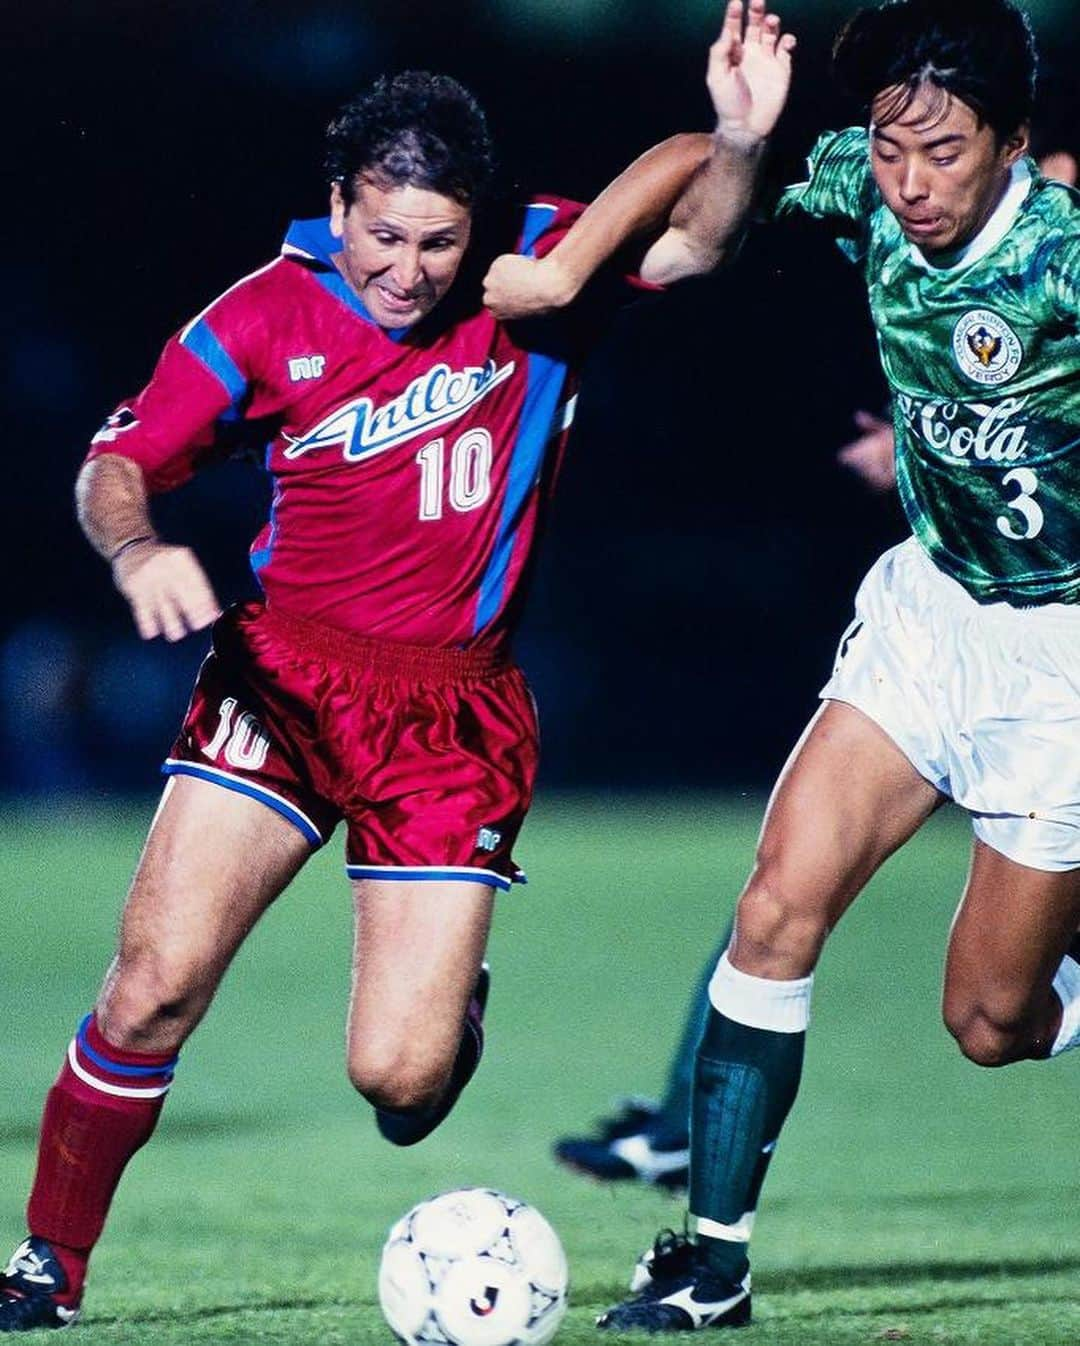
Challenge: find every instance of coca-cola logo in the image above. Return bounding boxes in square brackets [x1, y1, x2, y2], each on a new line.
[899, 394, 1031, 463]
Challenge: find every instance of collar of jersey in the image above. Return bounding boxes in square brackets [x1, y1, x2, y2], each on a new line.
[905, 158, 1033, 277]
[281, 216, 412, 342]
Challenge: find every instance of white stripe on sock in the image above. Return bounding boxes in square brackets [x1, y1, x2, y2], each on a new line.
[695, 1212, 755, 1242]
[67, 1040, 172, 1100]
[708, 952, 813, 1032]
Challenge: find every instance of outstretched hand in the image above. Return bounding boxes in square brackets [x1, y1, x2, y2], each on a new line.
[707, 0, 796, 141]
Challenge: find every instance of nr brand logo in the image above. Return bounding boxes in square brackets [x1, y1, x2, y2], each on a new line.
[288, 355, 326, 382]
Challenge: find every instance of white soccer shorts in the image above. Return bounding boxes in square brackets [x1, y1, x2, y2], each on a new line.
[821, 536, 1080, 871]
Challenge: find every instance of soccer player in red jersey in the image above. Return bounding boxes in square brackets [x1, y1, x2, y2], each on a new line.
[0, 71, 738, 1329]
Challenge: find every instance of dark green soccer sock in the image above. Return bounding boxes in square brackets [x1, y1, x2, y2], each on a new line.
[654, 927, 732, 1142]
[689, 955, 811, 1283]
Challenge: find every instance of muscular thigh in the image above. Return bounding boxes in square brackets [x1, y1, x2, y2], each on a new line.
[100, 775, 311, 1045]
[732, 700, 943, 976]
[348, 879, 493, 1074]
[945, 839, 1080, 1024]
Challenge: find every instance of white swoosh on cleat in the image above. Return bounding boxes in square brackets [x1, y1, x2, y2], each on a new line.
[610, 1135, 690, 1179]
[660, 1276, 751, 1328]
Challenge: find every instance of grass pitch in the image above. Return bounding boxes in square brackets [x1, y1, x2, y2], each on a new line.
[2, 794, 1078, 1344]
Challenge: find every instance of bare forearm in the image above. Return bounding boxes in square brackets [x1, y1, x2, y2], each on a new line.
[75, 453, 157, 561]
[641, 0, 796, 284]
[483, 134, 713, 319]
[640, 128, 765, 284]
[75, 453, 221, 640]
[552, 133, 713, 299]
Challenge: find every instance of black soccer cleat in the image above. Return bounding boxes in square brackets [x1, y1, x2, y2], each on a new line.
[597, 1231, 750, 1332]
[554, 1098, 690, 1190]
[377, 964, 490, 1147]
[0, 1237, 80, 1332]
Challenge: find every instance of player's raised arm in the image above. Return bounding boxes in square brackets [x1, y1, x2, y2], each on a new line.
[76, 453, 222, 643]
[640, 0, 795, 284]
[482, 132, 713, 320]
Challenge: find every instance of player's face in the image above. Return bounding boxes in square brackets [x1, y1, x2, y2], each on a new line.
[330, 178, 472, 329]
[869, 83, 1028, 258]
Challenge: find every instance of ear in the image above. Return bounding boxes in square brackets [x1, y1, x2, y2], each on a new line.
[1002, 123, 1030, 168]
[329, 182, 346, 238]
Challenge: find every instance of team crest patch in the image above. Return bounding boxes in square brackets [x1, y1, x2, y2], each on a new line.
[952, 309, 1023, 386]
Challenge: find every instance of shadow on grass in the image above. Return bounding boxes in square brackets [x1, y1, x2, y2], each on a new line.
[87, 1297, 362, 1328]
[580, 1253, 1080, 1315]
[82, 1259, 1080, 1332]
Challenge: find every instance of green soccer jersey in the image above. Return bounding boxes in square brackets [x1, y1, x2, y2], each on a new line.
[776, 127, 1080, 605]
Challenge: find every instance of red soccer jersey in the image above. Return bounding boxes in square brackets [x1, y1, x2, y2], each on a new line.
[86, 198, 635, 650]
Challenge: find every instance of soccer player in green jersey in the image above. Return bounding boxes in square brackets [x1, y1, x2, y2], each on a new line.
[590, 0, 1080, 1330]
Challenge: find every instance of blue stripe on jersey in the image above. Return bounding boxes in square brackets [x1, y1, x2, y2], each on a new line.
[346, 865, 513, 891]
[284, 216, 411, 342]
[473, 349, 567, 635]
[308, 268, 411, 342]
[76, 1015, 179, 1077]
[160, 761, 323, 846]
[472, 201, 567, 635]
[180, 319, 248, 407]
[250, 446, 279, 581]
[518, 202, 558, 257]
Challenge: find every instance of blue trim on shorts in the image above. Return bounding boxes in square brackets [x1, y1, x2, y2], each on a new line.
[346, 864, 513, 891]
[161, 760, 323, 846]
[76, 1015, 178, 1077]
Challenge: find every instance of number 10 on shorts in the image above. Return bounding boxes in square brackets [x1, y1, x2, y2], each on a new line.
[203, 697, 271, 769]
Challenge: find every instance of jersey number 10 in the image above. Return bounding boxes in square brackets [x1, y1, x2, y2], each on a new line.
[416, 430, 493, 520]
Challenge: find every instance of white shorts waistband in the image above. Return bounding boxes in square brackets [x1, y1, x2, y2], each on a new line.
[901, 538, 1080, 633]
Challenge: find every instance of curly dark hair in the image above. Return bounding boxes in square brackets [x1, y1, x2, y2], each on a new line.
[833, 0, 1037, 142]
[325, 71, 495, 208]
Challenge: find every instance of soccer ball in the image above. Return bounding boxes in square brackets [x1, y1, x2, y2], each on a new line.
[378, 1187, 569, 1346]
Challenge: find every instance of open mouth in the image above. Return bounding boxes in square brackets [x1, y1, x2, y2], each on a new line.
[901, 215, 946, 238]
[374, 286, 419, 312]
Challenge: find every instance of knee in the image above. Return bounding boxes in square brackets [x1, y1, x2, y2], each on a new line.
[346, 1041, 448, 1113]
[735, 860, 829, 974]
[98, 948, 208, 1051]
[942, 993, 1031, 1068]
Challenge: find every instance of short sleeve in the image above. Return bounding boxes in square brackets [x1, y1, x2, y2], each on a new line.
[774, 127, 878, 264]
[83, 272, 266, 493]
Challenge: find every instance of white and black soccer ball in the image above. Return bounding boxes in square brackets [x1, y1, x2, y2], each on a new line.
[378, 1187, 569, 1346]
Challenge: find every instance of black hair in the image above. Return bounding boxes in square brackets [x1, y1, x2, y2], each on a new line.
[325, 71, 495, 208]
[832, 0, 1037, 141]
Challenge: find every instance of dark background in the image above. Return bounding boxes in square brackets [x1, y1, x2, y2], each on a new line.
[3, 0, 1075, 794]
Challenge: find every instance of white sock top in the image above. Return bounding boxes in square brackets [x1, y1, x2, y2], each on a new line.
[709, 951, 814, 1033]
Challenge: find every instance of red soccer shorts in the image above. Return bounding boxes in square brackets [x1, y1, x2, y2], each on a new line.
[164, 603, 538, 889]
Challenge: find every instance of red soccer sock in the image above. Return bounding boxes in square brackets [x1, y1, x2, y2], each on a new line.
[25, 1014, 178, 1303]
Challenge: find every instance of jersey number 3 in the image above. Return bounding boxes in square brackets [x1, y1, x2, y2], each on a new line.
[996, 467, 1044, 541]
